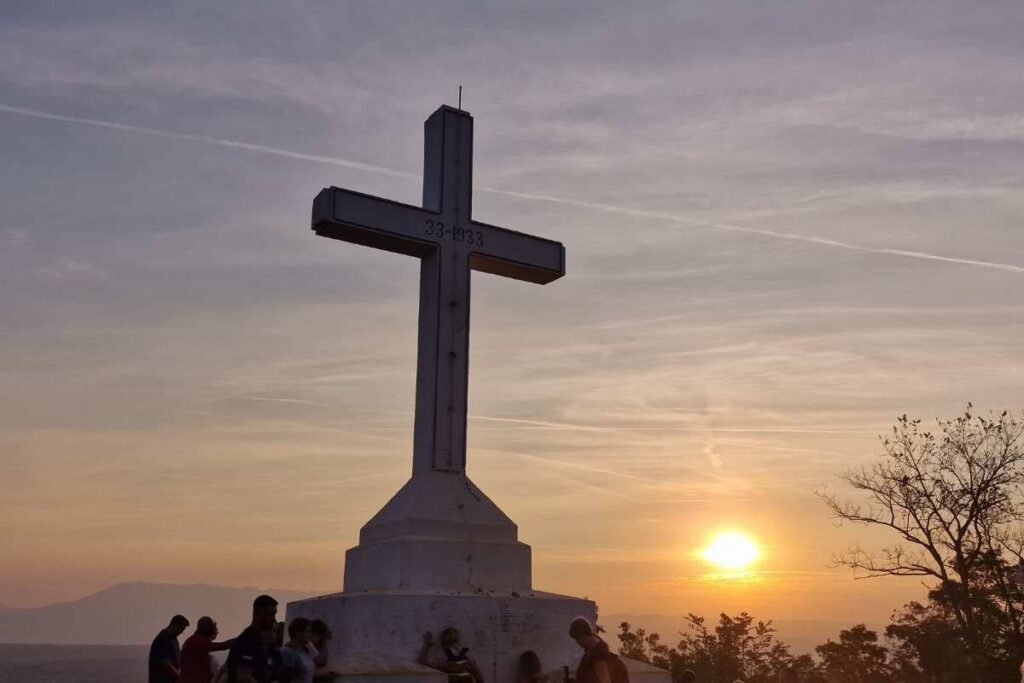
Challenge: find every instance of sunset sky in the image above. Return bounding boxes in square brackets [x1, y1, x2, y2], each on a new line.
[1, 1, 1022, 637]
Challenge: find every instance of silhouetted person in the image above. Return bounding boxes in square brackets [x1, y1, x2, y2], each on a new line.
[180, 616, 234, 683]
[224, 594, 278, 683]
[517, 650, 550, 683]
[678, 670, 696, 683]
[310, 619, 332, 679]
[567, 617, 611, 683]
[150, 614, 190, 683]
[418, 631, 437, 666]
[278, 617, 320, 683]
[265, 623, 285, 682]
[273, 621, 285, 648]
[422, 627, 485, 683]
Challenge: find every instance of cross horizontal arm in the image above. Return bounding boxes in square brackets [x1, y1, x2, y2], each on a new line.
[312, 187, 437, 257]
[469, 219, 565, 285]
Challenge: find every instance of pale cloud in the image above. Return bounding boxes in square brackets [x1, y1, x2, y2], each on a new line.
[36, 256, 106, 280]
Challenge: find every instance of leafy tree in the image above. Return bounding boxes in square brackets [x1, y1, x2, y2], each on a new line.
[814, 624, 890, 683]
[616, 622, 674, 672]
[785, 653, 825, 683]
[821, 407, 1024, 673]
[886, 599, 974, 682]
[886, 593, 1023, 683]
[618, 613, 796, 683]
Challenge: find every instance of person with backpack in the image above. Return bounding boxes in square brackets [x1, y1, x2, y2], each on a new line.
[567, 617, 629, 683]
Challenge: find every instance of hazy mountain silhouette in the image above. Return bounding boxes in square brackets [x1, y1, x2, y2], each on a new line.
[0, 585, 867, 651]
[0, 582, 320, 644]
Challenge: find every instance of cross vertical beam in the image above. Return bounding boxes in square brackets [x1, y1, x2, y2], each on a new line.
[414, 108, 473, 474]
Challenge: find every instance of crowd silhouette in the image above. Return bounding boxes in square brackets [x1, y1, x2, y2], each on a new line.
[148, 599, 625, 683]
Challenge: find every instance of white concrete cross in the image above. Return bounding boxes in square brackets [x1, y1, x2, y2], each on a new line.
[312, 106, 565, 475]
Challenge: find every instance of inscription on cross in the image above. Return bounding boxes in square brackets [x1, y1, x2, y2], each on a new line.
[312, 106, 565, 475]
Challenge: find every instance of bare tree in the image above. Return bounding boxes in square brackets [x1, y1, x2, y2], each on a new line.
[821, 406, 1024, 661]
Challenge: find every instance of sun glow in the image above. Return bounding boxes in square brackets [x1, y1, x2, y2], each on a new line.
[701, 531, 760, 570]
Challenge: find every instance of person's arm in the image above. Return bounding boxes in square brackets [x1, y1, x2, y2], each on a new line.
[592, 662, 611, 683]
[154, 637, 180, 681]
[207, 638, 235, 653]
[306, 641, 327, 668]
[160, 658, 181, 680]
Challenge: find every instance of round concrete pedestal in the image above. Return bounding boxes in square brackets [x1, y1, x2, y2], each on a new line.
[287, 589, 595, 683]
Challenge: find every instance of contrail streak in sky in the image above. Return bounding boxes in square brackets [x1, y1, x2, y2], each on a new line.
[471, 414, 866, 434]
[479, 187, 1024, 274]
[238, 395, 321, 405]
[3, 102, 1021, 274]
[0, 103, 418, 180]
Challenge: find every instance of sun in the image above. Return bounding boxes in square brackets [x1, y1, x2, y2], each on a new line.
[701, 531, 760, 570]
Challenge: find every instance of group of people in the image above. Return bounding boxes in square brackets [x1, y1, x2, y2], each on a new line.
[148, 594, 331, 683]
[149, 596, 628, 683]
[412, 615, 630, 683]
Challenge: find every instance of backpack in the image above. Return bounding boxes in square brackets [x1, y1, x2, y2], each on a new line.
[608, 653, 630, 683]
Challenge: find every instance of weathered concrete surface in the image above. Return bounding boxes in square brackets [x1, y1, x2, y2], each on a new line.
[345, 472, 532, 594]
[287, 589, 595, 683]
[323, 651, 447, 683]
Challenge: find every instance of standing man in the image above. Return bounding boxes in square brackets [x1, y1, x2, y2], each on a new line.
[180, 616, 234, 683]
[149, 614, 190, 683]
[224, 594, 278, 683]
[568, 617, 613, 683]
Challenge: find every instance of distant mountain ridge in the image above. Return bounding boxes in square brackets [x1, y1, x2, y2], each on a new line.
[0, 582, 321, 645]
[0, 583, 864, 650]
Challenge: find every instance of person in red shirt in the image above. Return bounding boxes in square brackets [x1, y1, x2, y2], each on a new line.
[568, 618, 612, 683]
[180, 616, 234, 683]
